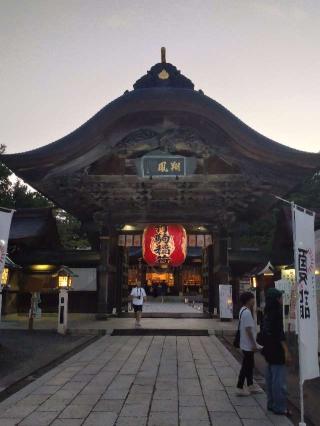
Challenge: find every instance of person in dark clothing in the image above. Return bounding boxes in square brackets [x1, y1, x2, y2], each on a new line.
[160, 281, 167, 303]
[261, 288, 291, 416]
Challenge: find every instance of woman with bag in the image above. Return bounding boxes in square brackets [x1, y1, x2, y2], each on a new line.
[236, 291, 263, 396]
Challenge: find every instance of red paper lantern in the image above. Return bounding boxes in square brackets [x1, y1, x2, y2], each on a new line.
[142, 224, 187, 267]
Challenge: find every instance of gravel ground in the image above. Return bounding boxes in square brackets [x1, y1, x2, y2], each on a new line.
[0, 330, 99, 399]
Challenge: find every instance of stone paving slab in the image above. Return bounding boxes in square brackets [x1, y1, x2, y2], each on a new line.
[0, 314, 237, 335]
[0, 334, 293, 426]
[143, 302, 203, 314]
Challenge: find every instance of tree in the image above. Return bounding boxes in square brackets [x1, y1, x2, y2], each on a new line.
[0, 145, 51, 209]
[0, 145, 90, 249]
[239, 171, 320, 253]
[0, 144, 13, 207]
[10, 180, 52, 209]
[287, 172, 320, 210]
[55, 210, 91, 249]
[238, 209, 278, 253]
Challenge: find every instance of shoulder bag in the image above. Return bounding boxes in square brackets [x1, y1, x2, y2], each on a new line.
[233, 307, 247, 348]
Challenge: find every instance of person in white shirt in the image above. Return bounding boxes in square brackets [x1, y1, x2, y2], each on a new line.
[130, 281, 146, 327]
[236, 291, 263, 396]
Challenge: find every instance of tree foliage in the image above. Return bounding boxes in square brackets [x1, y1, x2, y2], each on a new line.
[239, 172, 320, 253]
[238, 210, 279, 253]
[0, 144, 50, 209]
[287, 172, 320, 210]
[55, 210, 91, 249]
[0, 145, 90, 249]
[0, 144, 15, 207]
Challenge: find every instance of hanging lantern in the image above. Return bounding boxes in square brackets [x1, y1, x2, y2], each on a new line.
[142, 224, 187, 267]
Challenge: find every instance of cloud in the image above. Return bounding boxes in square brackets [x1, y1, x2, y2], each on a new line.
[252, 0, 309, 22]
[105, 13, 130, 29]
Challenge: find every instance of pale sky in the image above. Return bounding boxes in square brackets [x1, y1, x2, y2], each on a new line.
[1, 0, 319, 154]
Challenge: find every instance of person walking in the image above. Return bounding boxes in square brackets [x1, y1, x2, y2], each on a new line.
[236, 291, 263, 396]
[261, 288, 291, 416]
[161, 281, 167, 303]
[130, 281, 146, 327]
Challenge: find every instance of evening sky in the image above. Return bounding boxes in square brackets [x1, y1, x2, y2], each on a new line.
[1, 0, 319, 154]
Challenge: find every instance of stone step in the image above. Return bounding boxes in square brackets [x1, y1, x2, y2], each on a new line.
[119, 312, 210, 318]
[111, 328, 209, 336]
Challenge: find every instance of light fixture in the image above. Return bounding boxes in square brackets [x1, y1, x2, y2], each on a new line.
[160, 264, 169, 269]
[1, 267, 9, 286]
[315, 270, 320, 276]
[122, 224, 135, 231]
[252, 276, 257, 288]
[30, 264, 56, 272]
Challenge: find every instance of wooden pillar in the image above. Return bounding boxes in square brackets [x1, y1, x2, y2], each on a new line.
[176, 267, 183, 296]
[140, 260, 147, 287]
[97, 236, 108, 317]
[213, 238, 230, 315]
[115, 246, 129, 314]
[202, 242, 214, 315]
[97, 234, 118, 317]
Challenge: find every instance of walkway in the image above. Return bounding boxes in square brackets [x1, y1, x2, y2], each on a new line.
[0, 315, 236, 333]
[143, 301, 203, 314]
[0, 335, 292, 426]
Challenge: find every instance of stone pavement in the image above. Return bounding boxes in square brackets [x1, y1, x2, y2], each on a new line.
[0, 334, 293, 426]
[0, 314, 236, 334]
[143, 301, 203, 314]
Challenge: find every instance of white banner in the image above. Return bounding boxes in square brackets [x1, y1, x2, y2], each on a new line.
[219, 284, 233, 319]
[0, 209, 14, 275]
[292, 205, 320, 382]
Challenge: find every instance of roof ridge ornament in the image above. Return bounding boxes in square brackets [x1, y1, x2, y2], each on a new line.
[158, 69, 169, 80]
[161, 46, 166, 63]
[133, 48, 194, 90]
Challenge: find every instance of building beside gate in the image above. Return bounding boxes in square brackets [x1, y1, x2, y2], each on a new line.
[2, 49, 320, 317]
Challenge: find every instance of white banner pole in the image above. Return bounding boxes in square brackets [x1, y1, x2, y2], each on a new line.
[292, 202, 306, 426]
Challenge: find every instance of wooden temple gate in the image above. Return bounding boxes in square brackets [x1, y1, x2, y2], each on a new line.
[97, 229, 223, 316]
[2, 49, 320, 317]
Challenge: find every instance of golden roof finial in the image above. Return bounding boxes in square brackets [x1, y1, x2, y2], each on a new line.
[161, 47, 166, 63]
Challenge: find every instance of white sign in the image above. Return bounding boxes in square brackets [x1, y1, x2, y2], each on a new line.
[281, 268, 295, 287]
[275, 279, 292, 332]
[219, 284, 233, 319]
[239, 277, 251, 295]
[0, 209, 14, 275]
[70, 268, 97, 291]
[293, 205, 319, 382]
[275, 279, 291, 305]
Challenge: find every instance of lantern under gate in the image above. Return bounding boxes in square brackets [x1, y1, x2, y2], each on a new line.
[142, 224, 187, 267]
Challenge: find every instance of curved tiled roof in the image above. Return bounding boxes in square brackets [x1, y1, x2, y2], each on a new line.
[1, 60, 319, 184]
